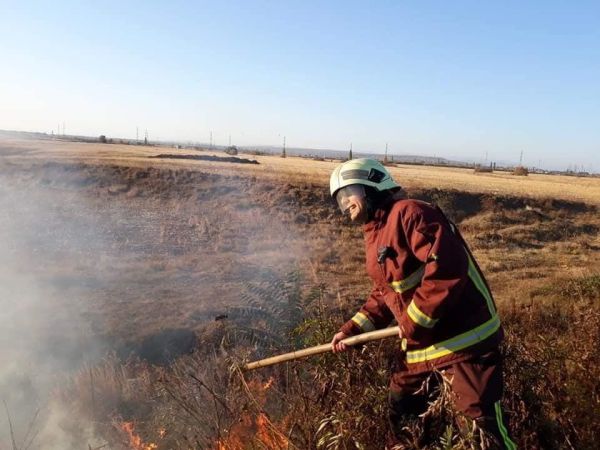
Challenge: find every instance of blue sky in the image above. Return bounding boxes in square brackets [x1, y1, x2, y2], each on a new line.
[1, 1, 598, 170]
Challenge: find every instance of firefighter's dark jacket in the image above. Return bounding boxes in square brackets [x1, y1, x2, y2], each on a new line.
[339, 198, 503, 374]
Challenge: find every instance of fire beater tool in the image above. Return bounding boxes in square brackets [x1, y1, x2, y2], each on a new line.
[244, 326, 401, 371]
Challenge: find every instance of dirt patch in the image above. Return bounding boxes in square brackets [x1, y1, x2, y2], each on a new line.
[150, 153, 259, 164]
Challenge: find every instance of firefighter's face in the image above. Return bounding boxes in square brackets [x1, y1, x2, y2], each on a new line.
[336, 185, 368, 223]
[346, 195, 368, 223]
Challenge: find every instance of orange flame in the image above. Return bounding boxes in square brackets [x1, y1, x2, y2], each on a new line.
[119, 421, 159, 450]
[214, 413, 288, 450]
[256, 412, 289, 448]
[214, 376, 288, 450]
[263, 377, 274, 390]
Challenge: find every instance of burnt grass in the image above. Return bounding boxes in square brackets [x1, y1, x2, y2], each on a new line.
[1, 160, 598, 448]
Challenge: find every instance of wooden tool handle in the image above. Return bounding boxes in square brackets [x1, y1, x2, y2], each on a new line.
[243, 326, 400, 370]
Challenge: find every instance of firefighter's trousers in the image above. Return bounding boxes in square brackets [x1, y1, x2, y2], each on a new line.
[388, 350, 516, 449]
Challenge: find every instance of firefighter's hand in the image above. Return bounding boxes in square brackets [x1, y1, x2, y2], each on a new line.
[398, 325, 408, 352]
[331, 331, 349, 353]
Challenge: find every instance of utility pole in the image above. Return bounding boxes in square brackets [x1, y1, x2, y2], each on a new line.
[519, 150, 524, 166]
[281, 136, 286, 158]
[384, 142, 388, 164]
[136, 127, 139, 143]
[228, 134, 231, 146]
[144, 129, 148, 145]
[349, 142, 353, 160]
[210, 131, 213, 149]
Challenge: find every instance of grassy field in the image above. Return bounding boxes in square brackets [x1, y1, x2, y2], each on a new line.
[3, 137, 600, 205]
[0, 137, 598, 449]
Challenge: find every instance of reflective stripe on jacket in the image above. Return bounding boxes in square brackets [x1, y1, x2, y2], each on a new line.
[340, 198, 503, 373]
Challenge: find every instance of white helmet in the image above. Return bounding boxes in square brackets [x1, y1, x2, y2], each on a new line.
[330, 158, 400, 197]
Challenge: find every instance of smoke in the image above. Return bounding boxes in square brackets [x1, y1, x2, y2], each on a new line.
[0, 155, 315, 447]
[0, 167, 112, 448]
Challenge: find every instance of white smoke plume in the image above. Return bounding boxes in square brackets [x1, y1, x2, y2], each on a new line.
[0, 166, 110, 448]
[0, 149, 315, 448]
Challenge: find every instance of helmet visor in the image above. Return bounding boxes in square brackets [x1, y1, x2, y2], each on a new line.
[335, 184, 366, 214]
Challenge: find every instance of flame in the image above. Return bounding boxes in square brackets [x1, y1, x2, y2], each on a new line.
[214, 376, 288, 449]
[119, 421, 160, 450]
[256, 412, 289, 448]
[263, 377, 274, 390]
[214, 413, 288, 450]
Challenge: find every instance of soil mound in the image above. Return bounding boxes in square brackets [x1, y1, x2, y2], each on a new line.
[150, 154, 259, 164]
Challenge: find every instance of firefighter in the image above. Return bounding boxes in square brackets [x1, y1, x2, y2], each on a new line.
[329, 158, 516, 449]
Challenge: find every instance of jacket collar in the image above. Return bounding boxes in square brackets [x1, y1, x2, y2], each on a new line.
[363, 197, 395, 232]
[363, 190, 407, 232]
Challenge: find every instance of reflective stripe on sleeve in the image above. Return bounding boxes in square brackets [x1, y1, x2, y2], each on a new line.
[351, 312, 376, 332]
[495, 401, 517, 450]
[390, 265, 425, 293]
[407, 300, 439, 328]
[466, 254, 496, 316]
[406, 314, 501, 364]
[449, 222, 496, 316]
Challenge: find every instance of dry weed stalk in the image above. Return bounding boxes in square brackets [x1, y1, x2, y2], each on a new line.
[2, 400, 41, 450]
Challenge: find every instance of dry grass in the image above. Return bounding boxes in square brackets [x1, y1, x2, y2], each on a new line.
[0, 140, 598, 448]
[49, 273, 599, 449]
